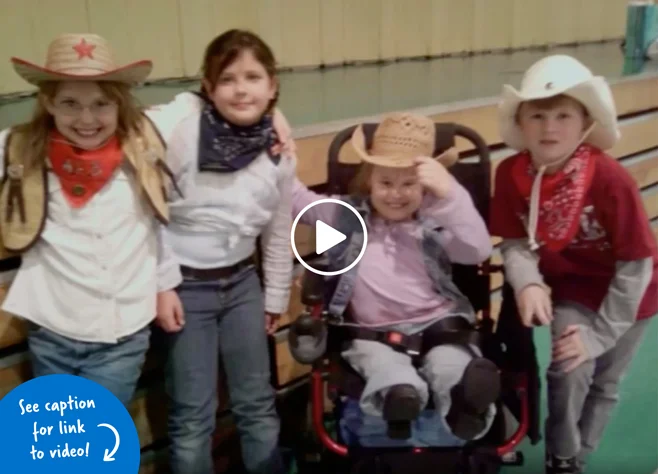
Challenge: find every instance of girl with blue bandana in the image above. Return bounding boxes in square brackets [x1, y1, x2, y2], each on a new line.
[155, 29, 295, 474]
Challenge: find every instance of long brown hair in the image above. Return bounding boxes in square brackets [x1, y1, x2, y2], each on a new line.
[348, 163, 375, 197]
[14, 81, 143, 171]
[200, 29, 279, 113]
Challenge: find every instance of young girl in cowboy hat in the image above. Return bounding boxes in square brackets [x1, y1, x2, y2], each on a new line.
[490, 54, 657, 474]
[290, 111, 499, 444]
[152, 30, 295, 474]
[0, 32, 182, 408]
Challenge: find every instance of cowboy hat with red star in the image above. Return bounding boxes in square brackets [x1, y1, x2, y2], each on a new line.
[11, 33, 153, 86]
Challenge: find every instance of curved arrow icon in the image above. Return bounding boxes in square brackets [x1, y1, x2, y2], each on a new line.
[98, 423, 120, 461]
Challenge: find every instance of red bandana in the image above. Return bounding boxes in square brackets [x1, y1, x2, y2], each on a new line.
[510, 144, 597, 252]
[48, 131, 124, 208]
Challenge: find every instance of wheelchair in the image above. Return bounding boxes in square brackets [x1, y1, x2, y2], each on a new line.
[288, 120, 542, 474]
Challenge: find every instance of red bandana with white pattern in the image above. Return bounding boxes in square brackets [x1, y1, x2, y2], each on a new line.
[510, 143, 597, 252]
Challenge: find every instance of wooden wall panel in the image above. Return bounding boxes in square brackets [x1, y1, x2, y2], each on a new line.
[177, 0, 223, 77]
[380, 0, 431, 60]
[546, 0, 578, 45]
[254, 0, 285, 69]
[319, 0, 344, 65]
[511, 0, 547, 48]
[0, 0, 88, 95]
[341, 0, 382, 62]
[429, 0, 475, 56]
[280, 0, 322, 67]
[0, 0, 634, 94]
[87, 0, 184, 79]
[578, 0, 605, 43]
[472, 0, 514, 52]
[602, 0, 632, 41]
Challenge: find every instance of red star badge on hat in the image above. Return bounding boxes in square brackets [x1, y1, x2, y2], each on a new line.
[73, 39, 96, 59]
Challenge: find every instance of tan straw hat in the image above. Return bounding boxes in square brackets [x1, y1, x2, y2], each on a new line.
[498, 54, 620, 151]
[351, 112, 458, 168]
[11, 33, 153, 85]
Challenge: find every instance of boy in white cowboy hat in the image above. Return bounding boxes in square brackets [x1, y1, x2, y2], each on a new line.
[290, 112, 500, 444]
[0, 32, 294, 409]
[490, 54, 658, 473]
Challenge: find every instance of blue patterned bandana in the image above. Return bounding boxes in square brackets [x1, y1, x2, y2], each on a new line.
[197, 96, 280, 173]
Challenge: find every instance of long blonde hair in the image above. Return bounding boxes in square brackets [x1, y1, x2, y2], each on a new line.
[14, 81, 144, 171]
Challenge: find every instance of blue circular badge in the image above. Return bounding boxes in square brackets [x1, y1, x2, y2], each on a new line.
[0, 374, 140, 473]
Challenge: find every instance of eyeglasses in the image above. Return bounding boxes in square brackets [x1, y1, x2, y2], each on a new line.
[52, 100, 118, 118]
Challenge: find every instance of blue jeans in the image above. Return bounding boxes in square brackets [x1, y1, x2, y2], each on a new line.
[27, 323, 151, 407]
[165, 265, 282, 474]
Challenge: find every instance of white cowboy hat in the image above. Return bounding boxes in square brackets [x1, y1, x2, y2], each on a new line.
[498, 54, 620, 151]
[10, 33, 152, 85]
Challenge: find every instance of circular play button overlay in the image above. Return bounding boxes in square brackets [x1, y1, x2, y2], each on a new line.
[290, 198, 368, 276]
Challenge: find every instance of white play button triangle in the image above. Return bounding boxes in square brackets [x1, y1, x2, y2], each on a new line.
[315, 220, 346, 255]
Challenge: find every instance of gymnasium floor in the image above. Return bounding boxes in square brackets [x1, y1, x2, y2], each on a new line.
[0, 41, 655, 473]
[502, 322, 658, 474]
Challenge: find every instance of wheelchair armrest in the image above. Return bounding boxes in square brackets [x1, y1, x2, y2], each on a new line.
[288, 313, 328, 364]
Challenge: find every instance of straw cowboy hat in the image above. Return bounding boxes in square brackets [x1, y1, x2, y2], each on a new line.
[351, 112, 458, 168]
[10, 33, 153, 85]
[498, 54, 620, 151]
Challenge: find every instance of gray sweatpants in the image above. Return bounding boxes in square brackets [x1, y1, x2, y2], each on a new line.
[342, 339, 497, 441]
[546, 303, 652, 462]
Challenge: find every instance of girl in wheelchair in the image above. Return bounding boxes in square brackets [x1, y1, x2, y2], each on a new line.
[291, 112, 499, 443]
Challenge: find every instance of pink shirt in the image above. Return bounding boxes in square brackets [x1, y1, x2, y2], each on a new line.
[292, 177, 492, 327]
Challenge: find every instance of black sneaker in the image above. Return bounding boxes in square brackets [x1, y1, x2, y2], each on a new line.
[382, 384, 421, 439]
[445, 358, 500, 440]
[545, 453, 583, 474]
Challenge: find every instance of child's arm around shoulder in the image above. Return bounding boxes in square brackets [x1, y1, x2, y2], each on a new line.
[291, 171, 339, 227]
[143, 92, 203, 144]
[260, 154, 298, 315]
[417, 158, 492, 264]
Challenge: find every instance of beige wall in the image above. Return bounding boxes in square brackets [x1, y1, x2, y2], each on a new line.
[0, 0, 629, 95]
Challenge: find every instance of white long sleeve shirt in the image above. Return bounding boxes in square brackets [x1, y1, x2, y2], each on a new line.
[158, 92, 295, 314]
[0, 106, 187, 344]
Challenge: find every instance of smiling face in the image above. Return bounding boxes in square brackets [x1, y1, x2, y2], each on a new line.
[203, 49, 277, 127]
[517, 95, 590, 169]
[368, 165, 424, 221]
[45, 81, 119, 149]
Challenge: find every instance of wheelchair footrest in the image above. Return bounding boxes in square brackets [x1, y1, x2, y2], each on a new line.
[386, 420, 412, 440]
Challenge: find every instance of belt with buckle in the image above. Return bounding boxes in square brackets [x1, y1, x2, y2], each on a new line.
[180, 255, 256, 280]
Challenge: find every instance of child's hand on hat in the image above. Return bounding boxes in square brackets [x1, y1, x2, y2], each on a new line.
[414, 156, 452, 199]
